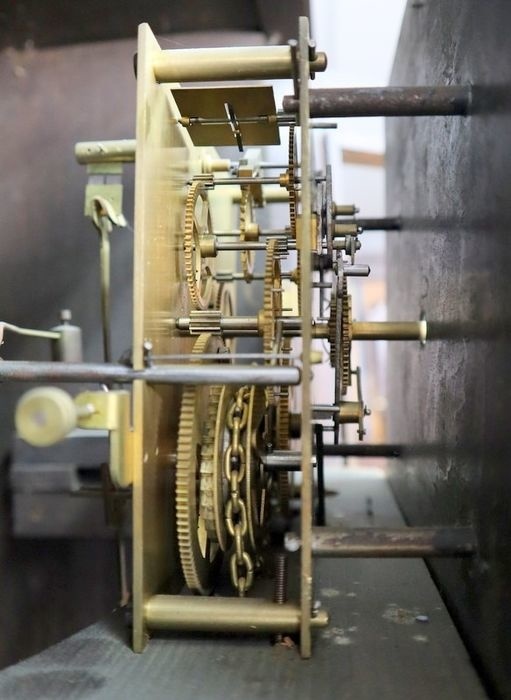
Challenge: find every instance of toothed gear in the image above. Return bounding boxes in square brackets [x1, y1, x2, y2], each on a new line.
[288, 126, 297, 239]
[239, 186, 255, 282]
[184, 180, 214, 310]
[176, 333, 224, 594]
[342, 290, 353, 392]
[288, 126, 300, 312]
[261, 238, 283, 405]
[328, 279, 353, 395]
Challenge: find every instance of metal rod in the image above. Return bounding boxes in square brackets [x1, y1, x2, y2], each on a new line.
[309, 526, 477, 558]
[182, 115, 295, 127]
[352, 320, 427, 342]
[211, 177, 293, 186]
[0, 322, 60, 341]
[323, 444, 402, 457]
[0, 361, 300, 386]
[215, 229, 288, 237]
[153, 45, 327, 83]
[282, 86, 472, 118]
[355, 217, 402, 231]
[144, 595, 328, 633]
[343, 264, 371, 277]
[216, 241, 293, 252]
[75, 139, 136, 164]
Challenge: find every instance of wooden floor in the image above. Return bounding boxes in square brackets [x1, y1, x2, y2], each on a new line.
[0, 465, 487, 699]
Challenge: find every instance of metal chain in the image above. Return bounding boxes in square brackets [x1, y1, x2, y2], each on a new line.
[224, 386, 254, 596]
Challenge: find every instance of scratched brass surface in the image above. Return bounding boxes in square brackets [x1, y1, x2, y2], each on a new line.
[132, 24, 197, 652]
[172, 85, 280, 146]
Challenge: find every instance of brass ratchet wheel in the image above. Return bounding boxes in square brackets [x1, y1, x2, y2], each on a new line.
[328, 277, 353, 396]
[184, 180, 214, 309]
[199, 383, 236, 553]
[176, 333, 226, 594]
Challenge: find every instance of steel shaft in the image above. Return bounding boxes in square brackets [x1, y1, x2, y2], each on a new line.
[283, 86, 472, 118]
[0, 361, 300, 386]
[310, 527, 476, 558]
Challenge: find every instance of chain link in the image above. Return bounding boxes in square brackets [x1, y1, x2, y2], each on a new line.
[224, 386, 254, 596]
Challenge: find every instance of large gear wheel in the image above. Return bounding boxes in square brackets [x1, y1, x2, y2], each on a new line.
[239, 185, 257, 282]
[176, 333, 225, 594]
[199, 383, 235, 553]
[184, 180, 214, 310]
[287, 126, 301, 313]
[328, 278, 353, 396]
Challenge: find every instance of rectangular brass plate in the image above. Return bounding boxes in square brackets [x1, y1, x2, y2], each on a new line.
[172, 85, 280, 147]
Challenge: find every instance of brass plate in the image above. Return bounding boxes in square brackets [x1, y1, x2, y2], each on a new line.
[172, 86, 280, 147]
[132, 23, 197, 653]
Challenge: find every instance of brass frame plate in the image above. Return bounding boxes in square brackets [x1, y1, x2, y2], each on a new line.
[132, 23, 197, 652]
[172, 86, 280, 147]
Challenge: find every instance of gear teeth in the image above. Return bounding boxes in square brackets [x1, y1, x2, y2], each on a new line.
[239, 186, 254, 282]
[288, 126, 300, 312]
[328, 278, 353, 396]
[184, 180, 213, 310]
[262, 239, 283, 405]
[199, 384, 225, 547]
[176, 333, 221, 594]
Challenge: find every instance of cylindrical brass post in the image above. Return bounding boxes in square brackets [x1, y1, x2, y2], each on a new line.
[153, 46, 327, 83]
[144, 595, 328, 632]
[75, 139, 136, 164]
[351, 320, 427, 342]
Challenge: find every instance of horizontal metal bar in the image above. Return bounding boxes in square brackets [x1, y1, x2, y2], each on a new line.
[323, 444, 402, 457]
[356, 217, 402, 231]
[262, 450, 316, 471]
[153, 45, 327, 83]
[211, 177, 291, 186]
[75, 139, 136, 164]
[307, 526, 476, 558]
[144, 595, 328, 633]
[352, 320, 427, 342]
[0, 361, 300, 386]
[282, 86, 472, 118]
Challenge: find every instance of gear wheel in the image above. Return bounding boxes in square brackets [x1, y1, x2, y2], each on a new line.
[260, 239, 283, 405]
[328, 278, 352, 396]
[287, 126, 301, 313]
[288, 126, 298, 239]
[199, 383, 235, 553]
[184, 180, 214, 310]
[176, 333, 224, 594]
[239, 186, 256, 282]
[261, 239, 283, 355]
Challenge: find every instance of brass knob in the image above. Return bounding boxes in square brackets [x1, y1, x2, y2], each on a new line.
[15, 387, 78, 447]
